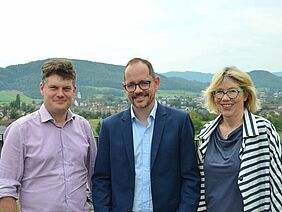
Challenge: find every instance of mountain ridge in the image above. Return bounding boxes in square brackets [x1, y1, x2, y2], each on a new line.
[0, 59, 281, 99]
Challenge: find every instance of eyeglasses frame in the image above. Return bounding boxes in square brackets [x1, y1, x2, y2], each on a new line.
[212, 88, 244, 99]
[122, 80, 152, 93]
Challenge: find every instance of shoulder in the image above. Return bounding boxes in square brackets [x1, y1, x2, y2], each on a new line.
[11, 110, 39, 127]
[103, 109, 129, 123]
[251, 113, 277, 131]
[73, 113, 90, 124]
[4, 110, 39, 137]
[157, 104, 188, 118]
[71, 113, 93, 133]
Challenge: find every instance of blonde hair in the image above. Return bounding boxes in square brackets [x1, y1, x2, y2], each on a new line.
[204, 66, 261, 114]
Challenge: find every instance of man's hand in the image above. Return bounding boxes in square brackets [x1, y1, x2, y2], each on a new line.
[0, 197, 17, 212]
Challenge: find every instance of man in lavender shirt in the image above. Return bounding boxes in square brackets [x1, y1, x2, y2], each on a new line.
[0, 59, 97, 212]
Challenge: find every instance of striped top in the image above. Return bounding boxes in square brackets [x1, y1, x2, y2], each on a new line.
[197, 110, 282, 212]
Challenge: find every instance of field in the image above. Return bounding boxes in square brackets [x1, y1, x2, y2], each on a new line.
[157, 90, 199, 98]
[0, 90, 40, 104]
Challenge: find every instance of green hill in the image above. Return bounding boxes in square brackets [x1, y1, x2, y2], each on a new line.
[0, 58, 208, 99]
[0, 59, 281, 99]
[249, 70, 282, 90]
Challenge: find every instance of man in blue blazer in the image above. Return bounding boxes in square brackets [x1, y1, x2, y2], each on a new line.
[92, 58, 200, 212]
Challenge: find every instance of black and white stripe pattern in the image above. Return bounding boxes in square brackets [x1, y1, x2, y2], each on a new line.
[197, 110, 282, 212]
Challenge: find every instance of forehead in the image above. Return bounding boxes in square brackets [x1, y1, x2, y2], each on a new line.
[45, 74, 74, 85]
[216, 77, 239, 89]
[124, 62, 150, 82]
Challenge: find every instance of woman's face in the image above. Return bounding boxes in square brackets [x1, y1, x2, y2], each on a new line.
[213, 78, 248, 119]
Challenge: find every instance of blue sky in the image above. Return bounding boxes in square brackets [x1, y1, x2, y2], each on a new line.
[0, 0, 282, 73]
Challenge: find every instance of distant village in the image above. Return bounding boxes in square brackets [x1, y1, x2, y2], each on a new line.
[1, 89, 282, 124]
[0, 89, 282, 137]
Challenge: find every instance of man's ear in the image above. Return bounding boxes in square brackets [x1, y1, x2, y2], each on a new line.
[154, 76, 160, 89]
[40, 82, 44, 96]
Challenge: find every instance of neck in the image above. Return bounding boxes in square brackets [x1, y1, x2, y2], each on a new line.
[222, 116, 243, 127]
[133, 102, 155, 126]
[219, 113, 244, 139]
[51, 112, 68, 127]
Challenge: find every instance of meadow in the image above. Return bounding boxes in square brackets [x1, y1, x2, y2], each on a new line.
[0, 90, 41, 104]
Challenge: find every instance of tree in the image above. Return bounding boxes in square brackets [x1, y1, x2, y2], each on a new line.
[10, 108, 20, 119]
[15, 94, 21, 109]
[95, 119, 102, 136]
[189, 109, 203, 134]
[10, 94, 21, 109]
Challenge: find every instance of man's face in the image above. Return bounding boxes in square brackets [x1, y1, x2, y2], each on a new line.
[124, 61, 160, 111]
[40, 74, 76, 117]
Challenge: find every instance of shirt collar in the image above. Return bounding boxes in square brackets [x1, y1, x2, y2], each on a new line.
[131, 100, 158, 121]
[39, 103, 74, 123]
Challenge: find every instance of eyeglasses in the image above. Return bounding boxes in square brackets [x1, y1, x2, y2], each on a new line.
[212, 88, 244, 99]
[122, 80, 151, 92]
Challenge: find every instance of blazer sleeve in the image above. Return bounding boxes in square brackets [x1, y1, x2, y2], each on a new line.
[178, 113, 201, 211]
[92, 121, 112, 212]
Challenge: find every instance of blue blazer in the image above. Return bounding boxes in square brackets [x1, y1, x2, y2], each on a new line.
[92, 103, 200, 212]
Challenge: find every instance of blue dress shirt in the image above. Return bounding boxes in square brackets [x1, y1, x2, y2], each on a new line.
[131, 102, 157, 212]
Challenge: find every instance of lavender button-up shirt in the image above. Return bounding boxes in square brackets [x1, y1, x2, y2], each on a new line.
[0, 104, 97, 212]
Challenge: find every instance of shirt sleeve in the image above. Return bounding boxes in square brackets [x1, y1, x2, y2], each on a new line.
[83, 119, 97, 195]
[0, 123, 24, 199]
[268, 124, 282, 211]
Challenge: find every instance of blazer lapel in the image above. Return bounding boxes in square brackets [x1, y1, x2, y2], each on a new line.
[121, 108, 135, 173]
[151, 103, 167, 169]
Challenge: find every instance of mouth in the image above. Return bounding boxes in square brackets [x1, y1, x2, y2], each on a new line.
[54, 100, 66, 104]
[221, 103, 234, 108]
[133, 93, 148, 99]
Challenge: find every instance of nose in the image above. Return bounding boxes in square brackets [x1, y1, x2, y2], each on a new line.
[221, 93, 230, 100]
[56, 88, 64, 97]
[134, 84, 143, 93]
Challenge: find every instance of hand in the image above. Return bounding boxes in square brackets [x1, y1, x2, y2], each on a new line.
[0, 197, 17, 212]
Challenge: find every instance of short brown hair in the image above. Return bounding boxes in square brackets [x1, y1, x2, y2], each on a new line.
[124, 58, 156, 80]
[41, 59, 76, 85]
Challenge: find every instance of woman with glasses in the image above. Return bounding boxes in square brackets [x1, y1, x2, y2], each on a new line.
[197, 66, 282, 212]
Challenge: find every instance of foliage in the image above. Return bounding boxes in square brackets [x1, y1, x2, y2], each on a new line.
[78, 86, 124, 99]
[0, 59, 209, 99]
[10, 94, 21, 109]
[262, 112, 282, 132]
[88, 119, 102, 135]
[189, 109, 217, 134]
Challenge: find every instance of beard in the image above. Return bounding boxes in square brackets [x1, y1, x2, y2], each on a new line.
[130, 91, 155, 109]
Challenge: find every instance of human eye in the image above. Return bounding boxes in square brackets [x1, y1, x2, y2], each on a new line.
[215, 90, 224, 95]
[139, 81, 150, 86]
[48, 86, 57, 90]
[213, 90, 224, 98]
[64, 87, 72, 92]
[126, 83, 135, 90]
[228, 89, 238, 95]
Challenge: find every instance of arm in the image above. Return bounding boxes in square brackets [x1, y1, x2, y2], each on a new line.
[0, 123, 23, 207]
[92, 121, 112, 212]
[178, 114, 200, 212]
[0, 197, 17, 212]
[84, 120, 98, 204]
[268, 124, 282, 211]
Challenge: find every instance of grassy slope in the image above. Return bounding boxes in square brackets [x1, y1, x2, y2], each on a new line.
[0, 90, 41, 103]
